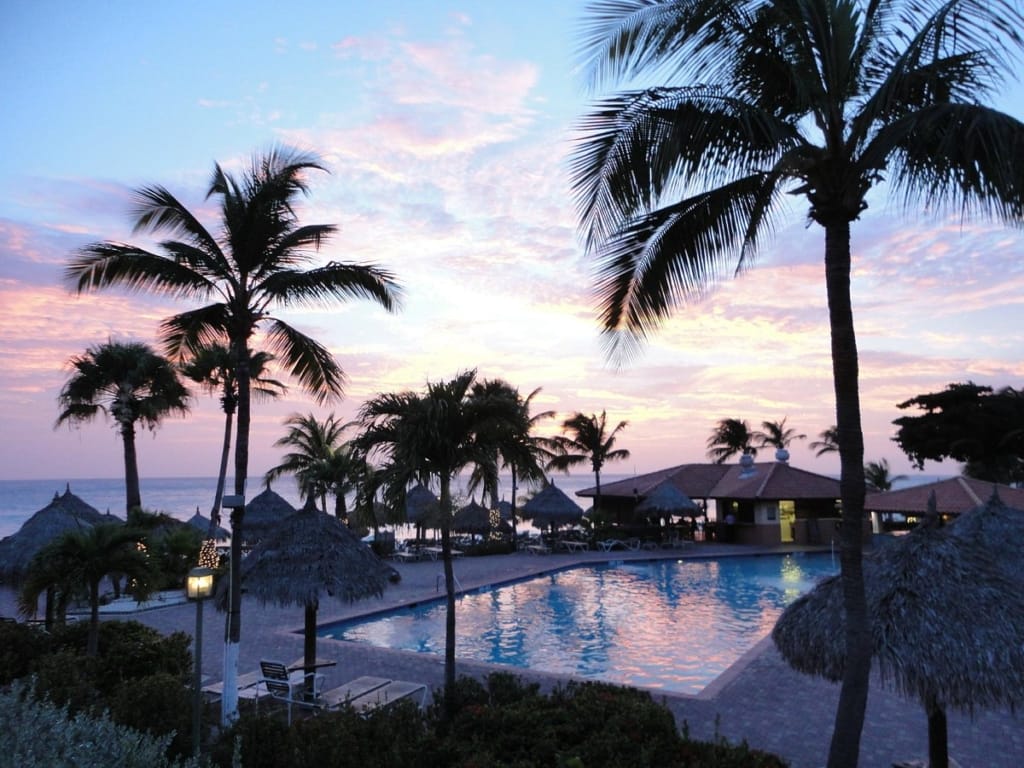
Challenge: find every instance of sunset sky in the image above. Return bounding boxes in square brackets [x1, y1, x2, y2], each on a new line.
[2, 1, 1022, 485]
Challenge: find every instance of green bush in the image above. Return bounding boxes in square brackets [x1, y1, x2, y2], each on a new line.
[0, 680, 202, 768]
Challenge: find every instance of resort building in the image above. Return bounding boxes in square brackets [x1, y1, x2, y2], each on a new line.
[577, 450, 845, 546]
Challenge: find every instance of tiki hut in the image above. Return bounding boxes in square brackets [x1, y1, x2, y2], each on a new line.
[0, 485, 119, 583]
[772, 494, 1024, 768]
[239, 486, 297, 544]
[521, 481, 584, 530]
[226, 506, 392, 691]
[635, 479, 700, 519]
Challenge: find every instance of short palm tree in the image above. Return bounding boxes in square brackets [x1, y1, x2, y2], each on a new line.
[809, 426, 840, 458]
[66, 146, 402, 722]
[706, 418, 757, 464]
[356, 370, 522, 706]
[754, 418, 807, 453]
[571, 3, 1024, 764]
[56, 340, 190, 514]
[546, 411, 630, 516]
[864, 458, 907, 493]
[19, 523, 151, 656]
[180, 343, 287, 528]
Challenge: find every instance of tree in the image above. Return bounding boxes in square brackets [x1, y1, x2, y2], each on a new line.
[570, 3, 1024, 765]
[893, 382, 1024, 484]
[467, 380, 555, 547]
[180, 343, 287, 529]
[56, 340, 190, 514]
[706, 418, 757, 464]
[809, 426, 840, 458]
[546, 411, 630, 516]
[66, 146, 402, 723]
[863, 458, 907, 492]
[356, 370, 522, 707]
[754, 418, 806, 452]
[19, 523, 151, 656]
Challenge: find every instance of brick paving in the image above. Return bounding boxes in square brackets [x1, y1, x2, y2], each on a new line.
[6, 545, 1020, 767]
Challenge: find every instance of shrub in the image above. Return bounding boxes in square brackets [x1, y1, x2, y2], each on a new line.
[0, 680, 203, 768]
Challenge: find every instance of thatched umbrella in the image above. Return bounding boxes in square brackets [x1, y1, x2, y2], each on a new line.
[0, 485, 117, 583]
[241, 486, 297, 544]
[521, 481, 583, 529]
[635, 480, 699, 518]
[772, 494, 1024, 768]
[226, 506, 392, 694]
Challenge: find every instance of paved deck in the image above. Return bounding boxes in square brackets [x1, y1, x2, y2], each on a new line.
[6, 545, 1021, 767]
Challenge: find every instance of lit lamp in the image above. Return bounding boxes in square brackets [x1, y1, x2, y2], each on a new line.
[187, 566, 214, 757]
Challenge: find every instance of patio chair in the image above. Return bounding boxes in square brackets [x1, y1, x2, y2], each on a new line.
[259, 659, 324, 724]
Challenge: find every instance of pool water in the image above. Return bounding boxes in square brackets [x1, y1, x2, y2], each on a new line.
[319, 553, 836, 695]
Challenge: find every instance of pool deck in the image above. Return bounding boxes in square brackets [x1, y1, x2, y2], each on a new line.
[7, 543, 1021, 767]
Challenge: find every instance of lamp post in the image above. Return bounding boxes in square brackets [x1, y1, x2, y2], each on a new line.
[186, 566, 214, 758]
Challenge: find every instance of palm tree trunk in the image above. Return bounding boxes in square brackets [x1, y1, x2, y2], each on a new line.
[823, 220, 871, 768]
[439, 473, 457, 714]
[121, 421, 142, 514]
[87, 579, 101, 657]
[210, 405, 234, 527]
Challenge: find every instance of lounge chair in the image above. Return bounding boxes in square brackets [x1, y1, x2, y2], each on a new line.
[259, 659, 325, 724]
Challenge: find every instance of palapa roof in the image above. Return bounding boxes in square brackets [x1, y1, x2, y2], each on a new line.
[634, 479, 700, 515]
[0, 485, 120, 582]
[866, 476, 1024, 515]
[237, 507, 392, 609]
[772, 493, 1024, 715]
[521, 481, 583, 527]
[578, 460, 839, 502]
[239, 486, 297, 543]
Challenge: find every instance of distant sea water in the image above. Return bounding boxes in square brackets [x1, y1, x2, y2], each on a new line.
[0, 473, 615, 540]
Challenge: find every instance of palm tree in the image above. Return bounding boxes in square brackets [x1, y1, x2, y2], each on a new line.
[180, 343, 287, 529]
[65, 146, 402, 723]
[56, 340, 190, 514]
[571, 4, 1023, 764]
[546, 411, 630, 516]
[467, 380, 555, 546]
[754, 418, 807, 454]
[864, 458, 907, 493]
[19, 523, 151, 656]
[706, 418, 757, 464]
[356, 370, 522, 706]
[809, 426, 840, 458]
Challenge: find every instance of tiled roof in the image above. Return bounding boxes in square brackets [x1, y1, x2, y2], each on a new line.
[866, 476, 1024, 514]
[578, 461, 839, 501]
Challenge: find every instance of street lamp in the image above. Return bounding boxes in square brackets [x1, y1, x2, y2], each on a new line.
[187, 566, 214, 757]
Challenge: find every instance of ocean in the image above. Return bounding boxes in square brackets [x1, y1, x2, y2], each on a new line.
[0, 473, 612, 540]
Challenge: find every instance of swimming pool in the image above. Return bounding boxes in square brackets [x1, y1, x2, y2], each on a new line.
[319, 553, 836, 695]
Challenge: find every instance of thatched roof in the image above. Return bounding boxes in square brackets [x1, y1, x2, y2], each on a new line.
[239, 486, 297, 543]
[0, 485, 120, 582]
[453, 499, 495, 534]
[405, 483, 441, 526]
[521, 482, 583, 527]
[186, 508, 230, 540]
[635, 480, 700, 516]
[236, 507, 392, 608]
[772, 494, 1024, 715]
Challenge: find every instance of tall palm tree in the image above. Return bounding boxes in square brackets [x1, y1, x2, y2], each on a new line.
[571, 3, 1024, 764]
[65, 146, 402, 723]
[467, 380, 555, 546]
[356, 370, 522, 706]
[863, 458, 907, 492]
[180, 343, 287, 528]
[706, 418, 757, 464]
[546, 411, 630, 516]
[809, 426, 840, 458]
[56, 340, 191, 514]
[19, 523, 151, 656]
[754, 418, 807, 453]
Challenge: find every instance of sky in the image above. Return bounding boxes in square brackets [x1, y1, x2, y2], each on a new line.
[1, 1, 1022, 485]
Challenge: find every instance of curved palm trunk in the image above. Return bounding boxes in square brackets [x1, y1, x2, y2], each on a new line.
[439, 473, 457, 715]
[121, 421, 142, 514]
[222, 339, 251, 725]
[823, 220, 871, 768]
